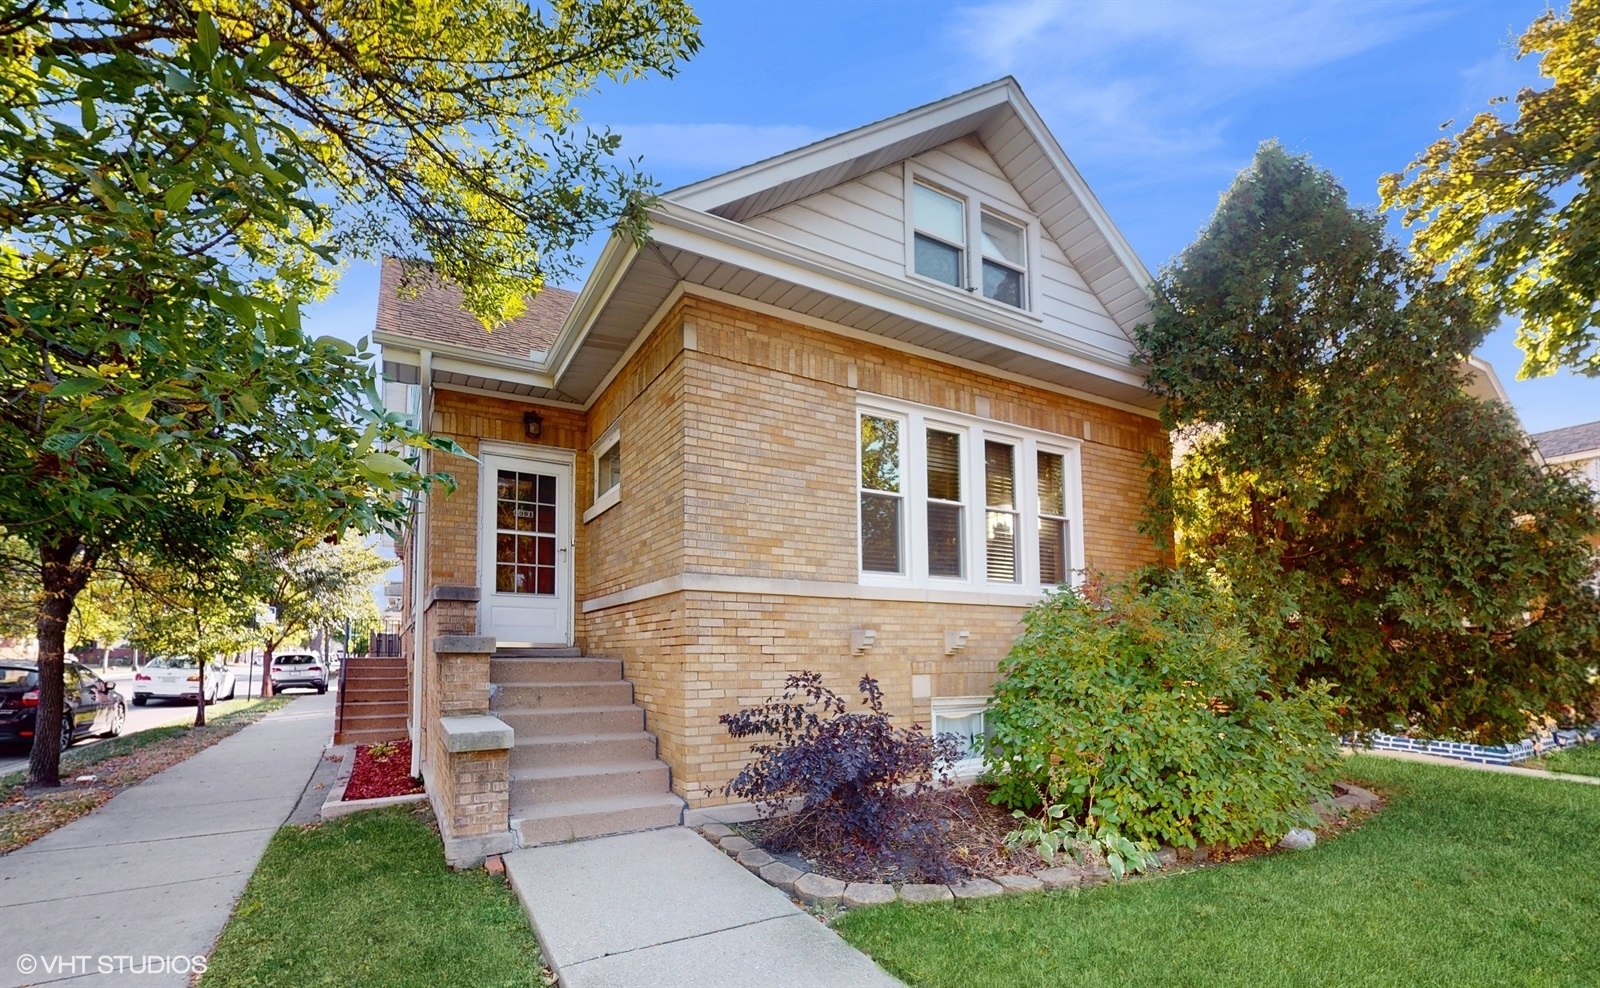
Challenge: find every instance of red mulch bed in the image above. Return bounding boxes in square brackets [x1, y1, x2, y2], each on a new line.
[344, 740, 424, 801]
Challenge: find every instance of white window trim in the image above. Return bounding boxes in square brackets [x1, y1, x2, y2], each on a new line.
[903, 163, 1041, 319]
[583, 425, 622, 524]
[856, 394, 1085, 597]
[932, 696, 991, 779]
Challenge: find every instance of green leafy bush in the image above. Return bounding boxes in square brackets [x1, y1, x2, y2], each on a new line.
[984, 572, 1339, 849]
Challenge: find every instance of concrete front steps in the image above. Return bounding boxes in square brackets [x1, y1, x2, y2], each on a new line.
[334, 655, 408, 746]
[491, 647, 683, 846]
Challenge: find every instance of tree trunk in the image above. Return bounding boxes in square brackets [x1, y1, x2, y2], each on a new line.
[28, 536, 94, 789]
[194, 653, 207, 727]
[261, 641, 276, 698]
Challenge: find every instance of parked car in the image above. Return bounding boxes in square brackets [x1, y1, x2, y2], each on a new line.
[132, 656, 237, 706]
[270, 651, 328, 694]
[0, 661, 127, 750]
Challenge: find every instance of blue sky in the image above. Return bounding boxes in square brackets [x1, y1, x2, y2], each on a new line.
[308, 0, 1598, 435]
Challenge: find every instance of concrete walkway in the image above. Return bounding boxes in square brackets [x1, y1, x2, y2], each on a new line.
[1354, 746, 1600, 786]
[505, 828, 904, 988]
[0, 693, 334, 988]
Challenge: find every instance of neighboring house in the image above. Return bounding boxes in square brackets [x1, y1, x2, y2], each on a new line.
[376, 78, 1170, 864]
[1533, 419, 1600, 492]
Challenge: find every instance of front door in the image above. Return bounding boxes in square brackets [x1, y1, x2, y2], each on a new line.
[479, 451, 574, 647]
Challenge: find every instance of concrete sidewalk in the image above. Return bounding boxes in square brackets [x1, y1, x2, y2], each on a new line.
[0, 693, 334, 988]
[505, 828, 904, 988]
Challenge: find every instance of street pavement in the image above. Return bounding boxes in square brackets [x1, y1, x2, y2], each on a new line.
[0, 667, 320, 778]
[0, 692, 334, 987]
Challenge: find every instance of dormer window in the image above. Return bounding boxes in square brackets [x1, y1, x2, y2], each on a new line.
[912, 183, 966, 288]
[980, 213, 1026, 307]
[906, 170, 1033, 312]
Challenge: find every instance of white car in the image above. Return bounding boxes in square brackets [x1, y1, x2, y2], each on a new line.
[132, 656, 237, 706]
[270, 651, 329, 694]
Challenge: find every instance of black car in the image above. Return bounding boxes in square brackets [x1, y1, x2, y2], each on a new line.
[0, 661, 127, 751]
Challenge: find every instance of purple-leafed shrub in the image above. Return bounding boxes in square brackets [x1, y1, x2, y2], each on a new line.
[719, 671, 965, 882]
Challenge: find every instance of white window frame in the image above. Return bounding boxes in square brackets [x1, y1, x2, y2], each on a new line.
[903, 163, 1040, 317]
[582, 424, 622, 523]
[932, 696, 992, 778]
[856, 394, 1084, 596]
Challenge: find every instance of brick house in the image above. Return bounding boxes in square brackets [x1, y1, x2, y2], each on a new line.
[375, 78, 1170, 865]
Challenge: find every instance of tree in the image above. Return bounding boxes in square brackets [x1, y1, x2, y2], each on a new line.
[1137, 143, 1600, 742]
[66, 577, 133, 670]
[250, 536, 388, 697]
[125, 560, 256, 726]
[1, 1, 699, 787]
[1380, 0, 1600, 378]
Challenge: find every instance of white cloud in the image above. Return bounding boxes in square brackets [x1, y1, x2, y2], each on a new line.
[608, 122, 831, 172]
[952, 0, 1444, 182]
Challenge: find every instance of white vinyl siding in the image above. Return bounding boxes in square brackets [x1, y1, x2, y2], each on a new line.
[744, 137, 1132, 362]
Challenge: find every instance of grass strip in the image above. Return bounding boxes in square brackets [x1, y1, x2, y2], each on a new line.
[0, 696, 292, 853]
[835, 755, 1600, 988]
[201, 805, 544, 988]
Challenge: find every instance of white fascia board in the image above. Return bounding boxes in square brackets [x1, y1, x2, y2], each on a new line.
[649, 201, 1150, 391]
[1543, 449, 1600, 466]
[668, 80, 1014, 212]
[372, 330, 557, 391]
[1463, 355, 1513, 405]
[1002, 87, 1154, 290]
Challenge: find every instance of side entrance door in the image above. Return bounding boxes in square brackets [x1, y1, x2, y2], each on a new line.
[478, 448, 574, 647]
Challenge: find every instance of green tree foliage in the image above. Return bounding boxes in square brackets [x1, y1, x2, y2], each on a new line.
[1381, 0, 1600, 377]
[1, 0, 699, 785]
[983, 575, 1339, 850]
[249, 535, 388, 697]
[1138, 143, 1600, 743]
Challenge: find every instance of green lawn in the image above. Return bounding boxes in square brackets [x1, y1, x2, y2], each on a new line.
[201, 806, 543, 988]
[835, 755, 1600, 988]
[1542, 742, 1600, 779]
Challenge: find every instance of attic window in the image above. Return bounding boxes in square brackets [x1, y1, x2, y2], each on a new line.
[912, 183, 966, 288]
[981, 213, 1026, 307]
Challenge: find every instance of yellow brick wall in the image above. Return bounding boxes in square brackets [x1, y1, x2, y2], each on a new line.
[410, 293, 1168, 810]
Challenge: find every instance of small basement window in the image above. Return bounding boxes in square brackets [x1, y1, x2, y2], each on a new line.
[931, 697, 992, 777]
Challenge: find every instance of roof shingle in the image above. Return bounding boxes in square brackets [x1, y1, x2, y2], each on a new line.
[1532, 420, 1600, 459]
[374, 258, 577, 360]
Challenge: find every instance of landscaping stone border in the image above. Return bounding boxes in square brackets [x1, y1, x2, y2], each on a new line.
[319, 744, 429, 820]
[699, 782, 1382, 912]
[1350, 725, 1600, 767]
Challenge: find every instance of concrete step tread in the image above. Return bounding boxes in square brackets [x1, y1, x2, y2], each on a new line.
[511, 759, 669, 783]
[514, 731, 655, 747]
[494, 704, 642, 717]
[495, 679, 632, 688]
[512, 790, 685, 821]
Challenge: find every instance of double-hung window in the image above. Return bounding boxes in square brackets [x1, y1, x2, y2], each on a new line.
[857, 396, 1082, 593]
[907, 172, 1032, 311]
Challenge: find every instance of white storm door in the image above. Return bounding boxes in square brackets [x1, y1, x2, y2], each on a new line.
[479, 451, 574, 647]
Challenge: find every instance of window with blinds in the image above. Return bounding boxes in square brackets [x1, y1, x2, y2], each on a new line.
[1038, 450, 1070, 585]
[926, 429, 964, 578]
[985, 441, 1019, 583]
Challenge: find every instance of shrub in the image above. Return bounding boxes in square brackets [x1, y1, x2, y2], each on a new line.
[720, 671, 964, 882]
[984, 572, 1339, 850]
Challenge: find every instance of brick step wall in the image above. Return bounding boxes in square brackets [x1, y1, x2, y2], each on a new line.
[491, 650, 683, 846]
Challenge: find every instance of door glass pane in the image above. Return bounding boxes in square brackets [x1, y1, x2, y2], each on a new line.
[981, 214, 1025, 265]
[984, 442, 1015, 510]
[860, 416, 901, 492]
[914, 234, 962, 286]
[927, 503, 963, 577]
[496, 469, 559, 596]
[860, 493, 902, 573]
[1037, 452, 1065, 516]
[982, 260, 1023, 307]
[914, 184, 965, 242]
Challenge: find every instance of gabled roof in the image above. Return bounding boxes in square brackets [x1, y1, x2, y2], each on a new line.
[376, 258, 576, 359]
[1533, 420, 1600, 460]
[668, 77, 1154, 337]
